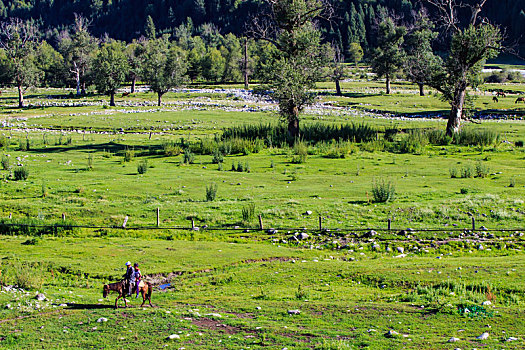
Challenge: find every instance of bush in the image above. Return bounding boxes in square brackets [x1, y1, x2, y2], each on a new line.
[1, 155, 9, 170]
[211, 149, 224, 164]
[292, 140, 308, 163]
[162, 141, 182, 156]
[124, 148, 134, 162]
[137, 159, 148, 174]
[398, 130, 428, 154]
[205, 183, 218, 201]
[372, 179, 395, 203]
[13, 166, 29, 181]
[460, 188, 469, 194]
[0, 218, 77, 236]
[475, 161, 489, 178]
[0, 259, 43, 290]
[449, 167, 458, 178]
[0, 135, 8, 149]
[509, 177, 516, 188]
[461, 166, 473, 178]
[515, 140, 524, 148]
[87, 153, 94, 170]
[242, 203, 256, 222]
[183, 149, 195, 164]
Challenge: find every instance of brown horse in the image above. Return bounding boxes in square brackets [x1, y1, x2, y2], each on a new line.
[102, 280, 153, 308]
[496, 91, 506, 97]
[492, 96, 499, 103]
[516, 97, 525, 104]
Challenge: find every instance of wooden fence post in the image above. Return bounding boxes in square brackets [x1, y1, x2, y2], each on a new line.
[258, 214, 263, 230]
[156, 208, 160, 227]
[319, 216, 322, 231]
[191, 218, 195, 229]
[122, 216, 128, 228]
[388, 218, 391, 231]
[472, 217, 475, 231]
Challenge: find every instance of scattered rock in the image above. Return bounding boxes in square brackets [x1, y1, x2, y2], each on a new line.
[476, 332, 489, 340]
[167, 334, 180, 340]
[372, 244, 380, 251]
[506, 337, 518, 342]
[205, 313, 222, 318]
[478, 245, 484, 251]
[482, 301, 492, 306]
[35, 293, 46, 301]
[448, 337, 460, 343]
[396, 247, 404, 253]
[298, 232, 309, 240]
[385, 330, 399, 338]
[59, 304, 68, 307]
[96, 318, 108, 323]
[305, 211, 313, 215]
[287, 309, 301, 315]
[256, 307, 261, 310]
[365, 230, 378, 238]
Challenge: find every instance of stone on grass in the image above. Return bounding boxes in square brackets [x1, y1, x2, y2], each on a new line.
[506, 337, 518, 342]
[448, 337, 460, 343]
[96, 317, 108, 323]
[298, 232, 309, 240]
[482, 301, 492, 306]
[205, 313, 222, 318]
[305, 211, 313, 215]
[476, 332, 489, 340]
[385, 330, 399, 338]
[167, 334, 180, 340]
[396, 247, 404, 253]
[287, 309, 301, 315]
[35, 293, 46, 301]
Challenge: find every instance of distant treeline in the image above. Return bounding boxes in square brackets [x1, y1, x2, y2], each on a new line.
[1, 0, 524, 55]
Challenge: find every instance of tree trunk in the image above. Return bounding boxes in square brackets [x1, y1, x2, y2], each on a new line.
[447, 87, 466, 136]
[131, 76, 136, 93]
[386, 74, 391, 95]
[76, 71, 81, 96]
[158, 92, 163, 106]
[335, 79, 342, 96]
[110, 91, 115, 106]
[418, 83, 425, 96]
[18, 84, 24, 108]
[81, 81, 86, 95]
[243, 38, 249, 90]
[287, 106, 300, 138]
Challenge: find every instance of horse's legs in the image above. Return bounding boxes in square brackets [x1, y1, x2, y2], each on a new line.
[140, 289, 146, 307]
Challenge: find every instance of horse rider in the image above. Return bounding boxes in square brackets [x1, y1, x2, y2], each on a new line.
[123, 261, 133, 296]
[133, 263, 142, 298]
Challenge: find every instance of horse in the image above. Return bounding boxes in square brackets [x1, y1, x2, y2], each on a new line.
[492, 96, 498, 103]
[516, 97, 525, 104]
[121, 92, 131, 97]
[102, 280, 153, 308]
[496, 91, 506, 97]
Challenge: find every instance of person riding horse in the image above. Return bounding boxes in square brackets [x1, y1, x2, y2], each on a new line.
[123, 261, 133, 296]
[132, 263, 142, 298]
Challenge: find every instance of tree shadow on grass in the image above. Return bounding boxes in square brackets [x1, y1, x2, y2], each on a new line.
[64, 303, 115, 310]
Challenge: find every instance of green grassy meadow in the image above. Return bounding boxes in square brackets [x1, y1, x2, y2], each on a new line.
[0, 79, 524, 348]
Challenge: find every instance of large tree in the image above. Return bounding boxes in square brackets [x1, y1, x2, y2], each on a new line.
[92, 41, 129, 106]
[425, 0, 502, 135]
[251, 0, 329, 137]
[142, 36, 188, 106]
[404, 14, 442, 96]
[370, 18, 406, 95]
[0, 18, 41, 108]
[58, 15, 97, 95]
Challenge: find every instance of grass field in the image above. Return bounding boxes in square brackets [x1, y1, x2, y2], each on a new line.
[0, 79, 524, 348]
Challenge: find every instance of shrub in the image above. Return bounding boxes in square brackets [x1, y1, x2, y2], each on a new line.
[13, 166, 29, 181]
[242, 203, 256, 222]
[449, 167, 458, 178]
[398, 130, 428, 154]
[292, 140, 308, 163]
[1, 155, 9, 170]
[211, 149, 224, 164]
[371, 178, 395, 203]
[183, 149, 195, 164]
[509, 177, 516, 188]
[124, 148, 134, 162]
[137, 160, 148, 174]
[515, 140, 524, 148]
[0, 260, 43, 290]
[0, 135, 8, 149]
[461, 166, 473, 178]
[205, 183, 218, 201]
[162, 141, 182, 156]
[475, 161, 489, 178]
[460, 188, 469, 194]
